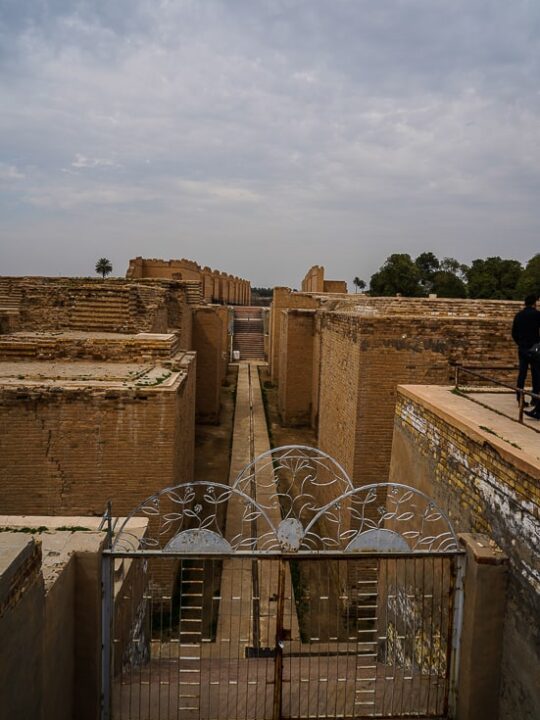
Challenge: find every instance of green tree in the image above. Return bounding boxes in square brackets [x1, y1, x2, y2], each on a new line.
[431, 271, 467, 298]
[369, 253, 422, 296]
[466, 257, 523, 299]
[415, 252, 440, 294]
[439, 258, 469, 280]
[516, 254, 540, 299]
[353, 276, 366, 293]
[95, 258, 113, 279]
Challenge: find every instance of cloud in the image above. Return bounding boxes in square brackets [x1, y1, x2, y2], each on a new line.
[0, 1, 539, 285]
[71, 153, 117, 168]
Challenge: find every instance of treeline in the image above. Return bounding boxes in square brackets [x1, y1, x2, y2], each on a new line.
[357, 252, 540, 300]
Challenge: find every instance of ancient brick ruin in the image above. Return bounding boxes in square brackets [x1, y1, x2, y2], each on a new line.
[0, 262, 538, 720]
[126, 256, 251, 305]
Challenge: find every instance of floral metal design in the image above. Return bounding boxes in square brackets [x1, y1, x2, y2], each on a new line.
[112, 446, 459, 553]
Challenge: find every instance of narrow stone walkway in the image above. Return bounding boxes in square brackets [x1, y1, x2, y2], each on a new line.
[216, 361, 300, 654]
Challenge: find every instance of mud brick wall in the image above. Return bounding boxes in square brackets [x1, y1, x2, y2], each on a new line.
[269, 288, 320, 383]
[0, 368, 195, 519]
[0, 278, 171, 333]
[317, 312, 517, 489]
[333, 295, 520, 317]
[126, 257, 251, 305]
[301, 265, 325, 292]
[277, 310, 316, 425]
[192, 305, 229, 423]
[323, 280, 347, 293]
[390, 388, 540, 720]
[0, 536, 45, 719]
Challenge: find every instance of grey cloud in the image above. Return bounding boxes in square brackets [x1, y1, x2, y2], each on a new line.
[1, 1, 539, 286]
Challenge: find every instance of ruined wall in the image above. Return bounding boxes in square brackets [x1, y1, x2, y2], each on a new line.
[0, 536, 45, 719]
[0, 361, 195, 518]
[301, 265, 325, 292]
[322, 280, 348, 293]
[317, 311, 517, 489]
[277, 310, 315, 425]
[300, 266, 347, 294]
[269, 288, 319, 383]
[390, 387, 540, 720]
[0, 278, 169, 334]
[126, 257, 251, 305]
[192, 306, 229, 423]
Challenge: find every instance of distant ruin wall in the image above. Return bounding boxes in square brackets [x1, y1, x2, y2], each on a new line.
[322, 280, 347, 293]
[126, 257, 251, 305]
[0, 361, 196, 518]
[390, 387, 540, 720]
[301, 265, 325, 293]
[300, 266, 347, 294]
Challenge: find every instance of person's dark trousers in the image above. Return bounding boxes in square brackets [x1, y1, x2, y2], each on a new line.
[517, 349, 540, 409]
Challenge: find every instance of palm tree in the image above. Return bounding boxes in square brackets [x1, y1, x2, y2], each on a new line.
[353, 276, 366, 293]
[95, 258, 113, 279]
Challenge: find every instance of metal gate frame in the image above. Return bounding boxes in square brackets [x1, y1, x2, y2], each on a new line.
[101, 446, 465, 720]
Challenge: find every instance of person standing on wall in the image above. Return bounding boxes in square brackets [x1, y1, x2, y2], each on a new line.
[512, 294, 540, 419]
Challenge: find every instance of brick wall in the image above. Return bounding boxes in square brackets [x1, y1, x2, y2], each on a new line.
[126, 257, 251, 305]
[0, 536, 45, 718]
[269, 288, 319, 383]
[317, 311, 518, 489]
[301, 265, 325, 292]
[322, 280, 348, 293]
[0, 357, 196, 518]
[390, 387, 540, 720]
[192, 306, 229, 423]
[277, 310, 316, 425]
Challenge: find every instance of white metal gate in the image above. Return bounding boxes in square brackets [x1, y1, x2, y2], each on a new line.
[101, 446, 464, 720]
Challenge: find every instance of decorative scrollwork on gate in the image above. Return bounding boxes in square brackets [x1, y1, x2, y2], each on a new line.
[111, 445, 459, 554]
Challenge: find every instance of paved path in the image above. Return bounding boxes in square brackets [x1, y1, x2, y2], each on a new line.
[217, 361, 300, 653]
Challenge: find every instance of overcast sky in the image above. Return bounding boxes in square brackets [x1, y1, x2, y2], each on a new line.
[1, 0, 539, 288]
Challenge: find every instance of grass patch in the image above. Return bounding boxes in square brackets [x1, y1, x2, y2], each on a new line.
[479, 425, 522, 450]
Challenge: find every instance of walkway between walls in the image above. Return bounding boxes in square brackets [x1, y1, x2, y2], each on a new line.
[216, 361, 300, 653]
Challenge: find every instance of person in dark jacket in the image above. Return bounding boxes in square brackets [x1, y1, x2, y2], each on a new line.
[512, 294, 540, 418]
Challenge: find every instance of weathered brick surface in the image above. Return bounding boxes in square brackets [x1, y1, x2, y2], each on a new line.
[316, 308, 518, 488]
[192, 306, 229, 423]
[269, 288, 319, 383]
[0, 356, 196, 519]
[126, 257, 251, 305]
[390, 388, 540, 720]
[0, 536, 45, 719]
[300, 265, 347, 293]
[277, 310, 315, 425]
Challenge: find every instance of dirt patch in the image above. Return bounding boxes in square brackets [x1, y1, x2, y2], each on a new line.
[258, 365, 316, 448]
[194, 365, 238, 484]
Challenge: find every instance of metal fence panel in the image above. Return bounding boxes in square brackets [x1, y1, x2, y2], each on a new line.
[104, 553, 458, 720]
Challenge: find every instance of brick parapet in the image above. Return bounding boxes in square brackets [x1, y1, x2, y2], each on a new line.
[390, 387, 539, 718]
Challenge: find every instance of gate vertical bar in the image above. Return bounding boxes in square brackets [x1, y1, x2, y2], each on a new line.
[448, 553, 465, 718]
[101, 550, 113, 720]
[273, 558, 286, 720]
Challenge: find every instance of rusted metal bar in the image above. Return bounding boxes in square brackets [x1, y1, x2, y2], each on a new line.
[455, 364, 540, 403]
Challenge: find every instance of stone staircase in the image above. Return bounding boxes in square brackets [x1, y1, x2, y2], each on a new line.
[181, 281, 204, 305]
[68, 287, 135, 332]
[233, 307, 265, 360]
[0, 278, 23, 310]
